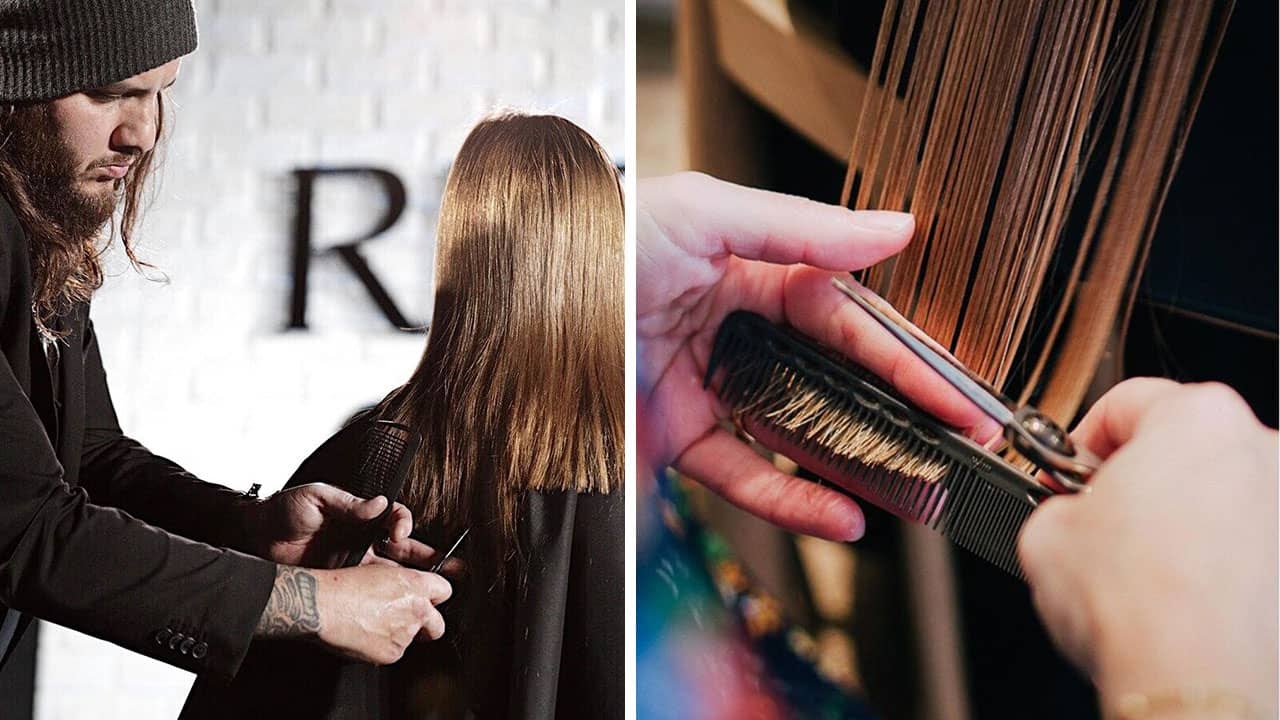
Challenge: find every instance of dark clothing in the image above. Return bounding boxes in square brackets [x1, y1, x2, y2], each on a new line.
[182, 417, 624, 719]
[450, 488, 622, 720]
[479, 489, 624, 720]
[0, 194, 276, 680]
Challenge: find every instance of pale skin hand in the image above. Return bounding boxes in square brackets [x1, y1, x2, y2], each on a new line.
[637, 172, 1000, 541]
[248, 486, 460, 664]
[255, 564, 452, 665]
[638, 173, 1278, 713]
[1018, 378, 1278, 716]
[244, 483, 455, 572]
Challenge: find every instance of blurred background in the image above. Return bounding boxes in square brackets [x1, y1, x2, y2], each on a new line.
[3, 1, 623, 718]
[638, 2, 1275, 719]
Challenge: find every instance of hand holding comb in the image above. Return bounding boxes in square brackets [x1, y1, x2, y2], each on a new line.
[703, 282, 1094, 577]
[277, 419, 422, 569]
[337, 420, 422, 567]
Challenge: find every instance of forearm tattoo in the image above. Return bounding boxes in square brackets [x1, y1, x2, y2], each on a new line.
[256, 566, 322, 638]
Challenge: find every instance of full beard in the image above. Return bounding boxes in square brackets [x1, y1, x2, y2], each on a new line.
[0, 104, 119, 243]
[0, 104, 127, 337]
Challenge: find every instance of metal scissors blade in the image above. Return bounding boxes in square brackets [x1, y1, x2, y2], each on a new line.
[831, 278, 1096, 492]
[831, 279, 1015, 425]
[430, 528, 469, 574]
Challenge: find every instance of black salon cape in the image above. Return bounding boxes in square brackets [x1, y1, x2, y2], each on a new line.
[180, 417, 623, 719]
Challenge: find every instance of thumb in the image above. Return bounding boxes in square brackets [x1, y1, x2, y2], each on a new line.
[351, 494, 390, 521]
[1068, 377, 1180, 460]
[311, 483, 389, 520]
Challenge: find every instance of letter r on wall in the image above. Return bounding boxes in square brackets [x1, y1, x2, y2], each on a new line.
[288, 167, 418, 331]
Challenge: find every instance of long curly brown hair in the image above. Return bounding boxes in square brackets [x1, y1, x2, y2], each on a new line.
[0, 98, 162, 339]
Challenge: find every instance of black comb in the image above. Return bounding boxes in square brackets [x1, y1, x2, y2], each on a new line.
[704, 311, 1050, 577]
[338, 420, 421, 567]
[282, 418, 422, 569]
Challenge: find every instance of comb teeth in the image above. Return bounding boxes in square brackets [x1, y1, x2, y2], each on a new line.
[339, 420, 421, 569]
[935, 466, 1040, 575]
[747, 364, 951, 483]
[349, 422, 415, 500]
[706, 311, 1049, 577]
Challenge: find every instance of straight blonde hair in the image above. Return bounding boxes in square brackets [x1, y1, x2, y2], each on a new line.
[380, 113, 623, 580]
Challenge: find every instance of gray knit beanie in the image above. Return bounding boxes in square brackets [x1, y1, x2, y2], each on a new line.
[0, 0, 197, 103]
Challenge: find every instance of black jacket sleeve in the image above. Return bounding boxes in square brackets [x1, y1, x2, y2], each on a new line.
[0, 231, 275, 680]
[0, 346, 276, 680]
[78, 318, 261, 553]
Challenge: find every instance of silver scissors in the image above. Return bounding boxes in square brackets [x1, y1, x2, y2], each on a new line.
[429, 528, 470, 574]
[832, 278, 1097, 494]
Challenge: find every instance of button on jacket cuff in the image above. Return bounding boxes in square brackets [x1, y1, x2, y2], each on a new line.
[191, 552, 277, 683]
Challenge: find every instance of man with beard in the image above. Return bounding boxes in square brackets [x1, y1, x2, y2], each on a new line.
[0, 0, 453, 686]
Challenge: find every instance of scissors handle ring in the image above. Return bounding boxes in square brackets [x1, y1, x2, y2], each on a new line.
[1007, 407, 1098, 493]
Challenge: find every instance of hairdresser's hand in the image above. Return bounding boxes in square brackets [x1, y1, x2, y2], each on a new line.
[256, 565, 451, 664]
[1018, 379, 1278, 717]
[245, 483, 438, 571]
[637, 172, 1000, 541]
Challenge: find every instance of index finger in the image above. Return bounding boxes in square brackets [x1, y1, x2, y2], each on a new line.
[649, 172, 915, 271]
[773, 267, 1003, 444]
[380, 537, 439, 571]
[675, 426, 866, 541]
[382, 503, 414, 543]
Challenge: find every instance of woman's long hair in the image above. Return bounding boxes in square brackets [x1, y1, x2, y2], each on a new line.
[379, 113, 623, 584]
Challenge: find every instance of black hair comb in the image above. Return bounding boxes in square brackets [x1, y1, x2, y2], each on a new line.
[704, 310, 1056, 577]
[282, 418, 422, 568]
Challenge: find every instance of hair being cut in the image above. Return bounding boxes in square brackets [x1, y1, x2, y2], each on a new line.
[379, 113, 624, 583]
[840, 0, 1231, 424]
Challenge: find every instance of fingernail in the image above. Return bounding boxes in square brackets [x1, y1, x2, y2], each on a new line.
[853, 210, 914, 234]
[843, 514, 866, 542]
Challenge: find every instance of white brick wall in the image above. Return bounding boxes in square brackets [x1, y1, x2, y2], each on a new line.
[32, 1, 624, 718]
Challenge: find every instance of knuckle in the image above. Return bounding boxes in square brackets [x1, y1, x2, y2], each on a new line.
[404, 568, 430, 591]
[411, 596, 430, 618]
[798, 479, 843, 519]
[433, 575, 453, 602]
[667, 171, 714, 204]
[755, 477, 795, 528]
[422, 573, 442, 597]
[1189, 380, 1244, 406]
[673, 170, 710, 190]
[1112, 376, 1176, 395]
[1182, 382, 1250, 421]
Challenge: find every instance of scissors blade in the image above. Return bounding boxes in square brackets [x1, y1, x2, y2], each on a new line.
[430, 528, 469, 573]
[831, 278, 1016, 427]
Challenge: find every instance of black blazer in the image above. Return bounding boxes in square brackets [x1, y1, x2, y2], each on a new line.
[0, 194, 275, 680]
